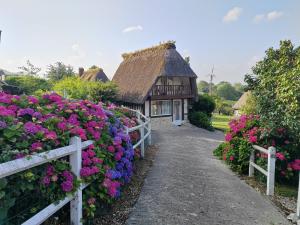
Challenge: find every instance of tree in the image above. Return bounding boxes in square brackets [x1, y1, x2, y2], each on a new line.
[245, 40, 300, 141]
[46, 62, 75, 81]
[18, 60, 41, 76]
[216, 82, 240, 101]
[197, 80, 210, 94]
[5, 75, 52, 95]
[53, 77, 117, 102]
[233, 83, 245, 93]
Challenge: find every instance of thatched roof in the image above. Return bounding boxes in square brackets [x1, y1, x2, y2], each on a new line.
[233, 91, 251, 110]
[112, 41, 197, 104]
[81, 68, 109, 82]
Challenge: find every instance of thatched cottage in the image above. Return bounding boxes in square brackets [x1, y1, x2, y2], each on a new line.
[233, 91, 251, 116]
[112, 42, 198, 125]
[79, 67, 109, 82]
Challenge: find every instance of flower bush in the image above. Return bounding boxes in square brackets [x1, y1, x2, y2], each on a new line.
[214, 115, 300, 184]
[0, 92, 140, 223]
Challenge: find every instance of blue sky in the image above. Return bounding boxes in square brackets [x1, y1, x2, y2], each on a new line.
[0, 0, 299, 83]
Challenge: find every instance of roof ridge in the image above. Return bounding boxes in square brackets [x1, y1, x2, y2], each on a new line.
[122, 41, 176, 60]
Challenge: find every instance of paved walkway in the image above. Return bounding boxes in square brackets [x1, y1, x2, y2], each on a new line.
[127, 124, 290, 225]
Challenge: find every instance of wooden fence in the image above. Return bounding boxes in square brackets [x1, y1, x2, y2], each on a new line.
[0, 108, 151, 225]
[249, 145, 276, 195]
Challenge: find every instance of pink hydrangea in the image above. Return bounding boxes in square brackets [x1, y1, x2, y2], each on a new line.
[225, 133, 233, 142]
[276, 152, 285, 161]
[31, 142, 43, 152]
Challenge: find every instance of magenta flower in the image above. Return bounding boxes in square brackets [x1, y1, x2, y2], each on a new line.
[61, 180, 73, 192]
[276, 152, 285, 161]
[24, 122, 42, 135]
[225, 133, 233, 142]
[87, 197, 96, 205]
[31, 142, 43, 152]
[45, 131, 57, 140]
[42, 176, 51, 186]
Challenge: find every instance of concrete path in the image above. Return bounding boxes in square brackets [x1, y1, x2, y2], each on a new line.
[127, 124, 290, 225]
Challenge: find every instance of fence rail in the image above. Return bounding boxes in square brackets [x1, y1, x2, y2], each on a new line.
[123, 107, 151, 158]
[0, 107, 151, 225]
[249, 145, 276, 196]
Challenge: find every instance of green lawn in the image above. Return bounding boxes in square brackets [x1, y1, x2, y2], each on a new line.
[212, 114, 232, 132]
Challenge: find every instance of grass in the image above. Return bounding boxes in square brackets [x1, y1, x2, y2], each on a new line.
[275, 184, 298, 198]
[212, 114, 232, 132]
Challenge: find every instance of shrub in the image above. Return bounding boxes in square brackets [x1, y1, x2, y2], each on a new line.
[5, 75, 52, 95]
[214, 114, 300, 185]
[0, 92, 138, 223]
[188, 111, 213, 131]
[53, 76, 117, 102]
[191, 94, 215, 116]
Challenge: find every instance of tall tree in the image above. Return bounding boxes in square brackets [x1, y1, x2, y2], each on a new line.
[216, 82, 240, 100]
[18, 60, 41, 76]
[46, 62, 75, 81]
[245, 40, 300, 140]
[197, 80, 210, 94]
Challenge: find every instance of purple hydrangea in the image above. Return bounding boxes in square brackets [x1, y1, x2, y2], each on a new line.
[61, 180, 73, 192]
[0, 121, 7, 129]
[18, 108, 35, 116]
[24, 122, 42, 135]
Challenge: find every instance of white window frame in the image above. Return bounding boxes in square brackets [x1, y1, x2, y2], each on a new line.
[151, 100, 172, 117]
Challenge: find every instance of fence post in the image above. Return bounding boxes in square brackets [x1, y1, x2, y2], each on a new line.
[69, 137, 82, 225]
[297, 171, 300, 218]
[140, 124, 145, 158]
[249, 149, 254, 177]
[148, 120, 152, 145]
[267, 146, 276, 196]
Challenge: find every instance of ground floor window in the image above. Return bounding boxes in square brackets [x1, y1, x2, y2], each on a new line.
[151, 100, 171, 116]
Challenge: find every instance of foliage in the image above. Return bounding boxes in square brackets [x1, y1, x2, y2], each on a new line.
[213, 96, 233, 115]
[5, 75, 52, 95]
[46, 62, 75, 81]
[240, 92, 257, 115]
[191, 94, 215, 117]
[197, 80, 210, 94]
[53, 76, 117, 102]
[188, 111, 213, 131]
[18, 60, 41, 76]
[245, 40, 300, 142]
[211, 114, 232, 132]
[214, 114, 300, 184]
[0, 92, 139, 223]
[216, 82, 242, 101]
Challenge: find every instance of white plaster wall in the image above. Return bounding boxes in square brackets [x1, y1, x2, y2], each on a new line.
[144, 101, 150, 117]
[151, 116, 173, 129]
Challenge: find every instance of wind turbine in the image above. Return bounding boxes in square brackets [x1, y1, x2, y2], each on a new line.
[207, 65, 216, 96]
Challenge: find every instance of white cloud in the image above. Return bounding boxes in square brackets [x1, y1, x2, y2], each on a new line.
[223, 7, 243, 23]
[253, 14, 265, 23]
[122, 25, 143, 33]
[267, 11, 283, 21]
[253, 11, 283, 23]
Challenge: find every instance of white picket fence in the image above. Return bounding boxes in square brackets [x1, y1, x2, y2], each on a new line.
[249, 145, 276, 195]
[0, 108, 151, 225]
[124, 107, 151, 158]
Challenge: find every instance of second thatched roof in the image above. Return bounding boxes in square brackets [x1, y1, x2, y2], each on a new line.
[112, 41, 197, 104]
[81, 68, 109, 82]
[233, 91, 251, 110]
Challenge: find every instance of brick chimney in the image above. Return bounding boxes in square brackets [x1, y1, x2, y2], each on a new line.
[78, 67, 84, 77]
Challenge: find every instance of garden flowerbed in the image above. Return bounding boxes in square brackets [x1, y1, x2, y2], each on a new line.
[0, 92, 144, 224]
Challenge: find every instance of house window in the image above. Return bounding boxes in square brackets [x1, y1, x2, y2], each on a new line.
[151, 100, 171, 116]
